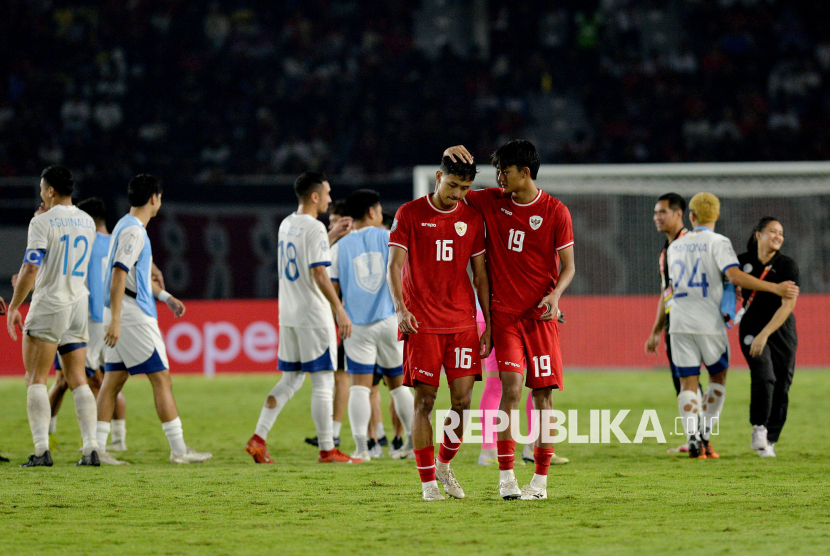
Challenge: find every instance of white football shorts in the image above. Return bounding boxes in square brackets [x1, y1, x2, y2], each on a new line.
[104, 320, 169, 375]
[24, 296, 88, 346]
[85, 320, 106, 373]
[669, 332, 729, 378]
[344, 314, 403, 377]
[278, 324, 337, 373]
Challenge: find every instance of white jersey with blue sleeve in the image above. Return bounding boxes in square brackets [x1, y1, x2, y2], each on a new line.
[667, 227, 740, 335]
[86, 232, 111, 323]
[277, 213, 335, 328]
[329, 226, 394, 326]
[25, 205, 96, 313]
[104, 215, 157, 326]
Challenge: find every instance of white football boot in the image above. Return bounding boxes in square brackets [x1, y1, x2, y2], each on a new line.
[107, 439, 128, 452]
[759, 443, 776, 458]
[435, 463, 465, 499]
[351, 449, 371, 463]
[520, 483, 547, 500]
[99, 451, 130, 465]
[170, 447, 212, 464]
[499, 477, 522, 500]
[422, 483, 445, 501]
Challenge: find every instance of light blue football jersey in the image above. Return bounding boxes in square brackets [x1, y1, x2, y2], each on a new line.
[87, 232, 111, 323]
[329, 227, 394, 326]
[104, 214, 157, 321]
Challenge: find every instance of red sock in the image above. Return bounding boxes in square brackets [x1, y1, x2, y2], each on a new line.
[437, 438, 462, 464]
[414, 446, 436, 483]
[496, 439, 516, 471]
[534, 447, 555, 476]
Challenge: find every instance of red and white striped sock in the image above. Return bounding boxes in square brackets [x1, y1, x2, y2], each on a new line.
[414, 446, 436, 484]
[437, 438, 462, 464]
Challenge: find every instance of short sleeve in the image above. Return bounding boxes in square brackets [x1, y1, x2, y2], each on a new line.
[328, 242, 340, 280]
[780, 256, 800, 286]
[463, 189, 486, 211]
[471, 213, 486, 257]
[24, 217, 48, 265]
[113, 227, 144, 272]
[389, 205, 410, 251]
[307, 224, 331, 268]
[713, 236, 740, 273]
[554, 203, 575, 251]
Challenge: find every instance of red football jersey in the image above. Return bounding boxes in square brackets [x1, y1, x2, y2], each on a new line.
[389, 194, 486, 333]
[465, 187, 574, 318]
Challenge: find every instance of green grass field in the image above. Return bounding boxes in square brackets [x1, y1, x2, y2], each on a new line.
[1, 370, 829, 556]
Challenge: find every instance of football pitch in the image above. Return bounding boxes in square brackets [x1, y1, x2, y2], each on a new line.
[1, 370, 829, 556]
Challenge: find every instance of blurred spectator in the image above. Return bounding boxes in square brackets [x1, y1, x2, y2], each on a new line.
[2, 0, 830, 184]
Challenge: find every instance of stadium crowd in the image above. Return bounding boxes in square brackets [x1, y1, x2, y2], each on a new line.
[2, 0, 830, 186]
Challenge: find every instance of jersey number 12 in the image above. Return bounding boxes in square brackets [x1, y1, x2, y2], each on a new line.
[59, 235, 89, 277]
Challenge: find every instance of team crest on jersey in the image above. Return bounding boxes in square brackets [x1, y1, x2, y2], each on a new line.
[353, 252, 385, 294]
[454, 222, 467, 236]
[125, 243, 134, 255]
[529, 215, 543, 230]
[391, 218, 398, 232]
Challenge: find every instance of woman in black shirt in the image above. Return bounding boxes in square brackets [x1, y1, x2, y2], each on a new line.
[737, 217, 798, 458]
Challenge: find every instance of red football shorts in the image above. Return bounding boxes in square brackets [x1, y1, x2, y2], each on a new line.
[402, 329, 482, 388]
[491, 310, 563, 390]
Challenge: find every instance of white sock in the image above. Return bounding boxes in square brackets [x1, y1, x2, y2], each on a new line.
[436, 459, 449, 471]
[348, 385, 372, 453]
[49, 416, 58, 435]
[422, 479, 438, 490]
[377, 422, 386, 439]
[111, 419, 127, 443]
[332, 420, 342, 439]
[530, 473, 548, 489]
[677, 389, 700, 441]
[97, 421, 111, 451]
[162, 417, 187, 454]
[72, 385, 100, 455]
[311, 371, 335, 452]
[701, 383, 726, 441]
[27, 384, 51, 456]
[254, 372, 305, 440]
[389, 386, 414, 437]
[499, 469, 516, 482]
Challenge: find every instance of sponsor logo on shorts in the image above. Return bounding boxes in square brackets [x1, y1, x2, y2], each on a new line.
[417, 368, 434, 377]
[743, 263, 753, 273]
[504, 361, 521, 368]
[743, 335, 755, 346]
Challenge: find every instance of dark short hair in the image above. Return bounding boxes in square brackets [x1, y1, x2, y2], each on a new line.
[41, 165, 74, 197]
[440, 156, 478, 182]
[491, 140, 540, 179]
[128, 174, 163, 207]
[76, 197, 107, 222]
[329, 199, 348, 217]
[294, 171, 327, 200]
[657, 193, 686, 214]
[346, 189, 381, 220]
[381, 212, 394, 230]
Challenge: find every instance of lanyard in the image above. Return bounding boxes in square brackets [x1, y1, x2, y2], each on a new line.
[734, 264, 772, 324]
[743, 264, 773, 309]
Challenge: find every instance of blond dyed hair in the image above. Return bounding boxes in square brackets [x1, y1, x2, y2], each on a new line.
[689, 192, 720, 224]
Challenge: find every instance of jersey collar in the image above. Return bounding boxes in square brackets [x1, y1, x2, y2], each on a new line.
[510, 188, 542, 207]
[427, 194, 459, 214]
[693, 226, 710, 232]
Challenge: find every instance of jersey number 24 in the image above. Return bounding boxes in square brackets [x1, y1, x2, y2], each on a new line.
[671, 258, 709, 298]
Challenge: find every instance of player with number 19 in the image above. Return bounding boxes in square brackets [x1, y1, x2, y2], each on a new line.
[6, 165, 100, 467]
[387, 154, 490, 501]
[444, 141, 575, 501]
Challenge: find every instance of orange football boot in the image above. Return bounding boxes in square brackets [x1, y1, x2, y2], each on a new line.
[245, 435, 274, 463]
[318, 448, 360, 463]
